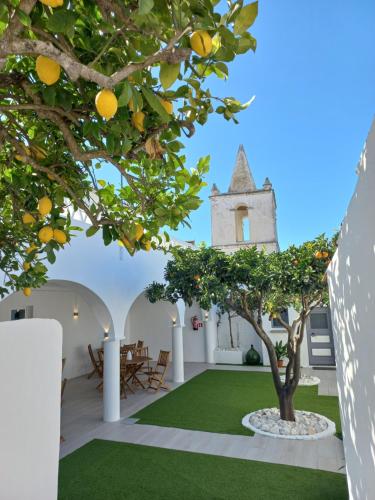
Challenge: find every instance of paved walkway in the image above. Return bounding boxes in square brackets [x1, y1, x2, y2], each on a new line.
[60, 363, 345, 474]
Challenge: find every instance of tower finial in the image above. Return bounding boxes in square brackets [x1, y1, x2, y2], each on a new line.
[211, 183, 220, 195]
[263, 177, 272, 190]
[228, 145, 256, 193]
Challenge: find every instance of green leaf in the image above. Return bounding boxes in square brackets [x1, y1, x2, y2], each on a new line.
[42, 86, 56, 106]
[237, 33, 257, 54]
[141, 87, 170, 122]
[159, 63, 180, 90]
[118, 81, 132, 107]
[213, 62, 228, 79]
[138, 0, 154, 15]
[102, 225, 112, 246]
[46, 248, 56, 264]
[17, 9, 31, 27]
[86, 226, 99, 237]
[234, 2, 258, 35]
[46, 10, 77, 37]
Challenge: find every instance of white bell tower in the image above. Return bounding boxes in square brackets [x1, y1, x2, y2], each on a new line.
[210, 145, 279, 253]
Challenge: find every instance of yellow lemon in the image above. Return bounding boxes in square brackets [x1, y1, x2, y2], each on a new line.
[314, 251, 323, 260]
[22, 213, 36, 225]
[132, 111, 145, 132]
[140, 238, 152, 252]
[38, 196, 52, 216]
[143, 240, 152, 252]
[160, 99, 173, 114]
[26, 244, 38, 255]
[134, 224, 144, 241]
[23, 287, 32, 297]
[35, 55, 61, 85]
[39, 0, 63, 6]
[190, 30, 213, 57]
[53, 228, 67, 244]
[23, 262, 31, 272]
[128, 97, 139, 112]
[95, 89, 118, 120]
[38, 225, 54, 244]
[121, 236, 135, 253]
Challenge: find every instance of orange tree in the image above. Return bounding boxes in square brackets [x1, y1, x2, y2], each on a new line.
[0, 0, 258, 296]
[146, 234, 337, 421]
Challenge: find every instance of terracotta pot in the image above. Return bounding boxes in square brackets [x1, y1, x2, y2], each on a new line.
[277, 359, 284, 368]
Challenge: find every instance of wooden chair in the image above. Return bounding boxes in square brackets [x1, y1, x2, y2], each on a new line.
[147, 350, 170, 392]
[61, 378, 67, 406]
[60, 360, 67, 443]
[121, 343, 136, 358]
[96, 349, 104, 391]
[120, 355, 135, 399]
[87, 344, 102, 379]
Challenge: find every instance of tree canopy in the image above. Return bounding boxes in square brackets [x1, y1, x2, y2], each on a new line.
[0, 0, 258, 296]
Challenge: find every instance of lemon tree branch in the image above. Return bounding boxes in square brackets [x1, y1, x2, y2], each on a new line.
[0, 38, 191, 88]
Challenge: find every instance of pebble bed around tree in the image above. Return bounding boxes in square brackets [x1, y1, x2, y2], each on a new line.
[242, 408, 336, 440]
[279, 375, 321, 386]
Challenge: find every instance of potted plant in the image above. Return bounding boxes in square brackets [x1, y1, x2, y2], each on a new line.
[274, 340, 288, 368]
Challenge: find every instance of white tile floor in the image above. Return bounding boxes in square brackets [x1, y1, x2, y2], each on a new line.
[60, 363, 345, 474]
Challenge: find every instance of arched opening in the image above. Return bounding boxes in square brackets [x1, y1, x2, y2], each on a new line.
[0, 279, 113, 379]
[235, 205, 250, 242]
[124, 292, 178, 359]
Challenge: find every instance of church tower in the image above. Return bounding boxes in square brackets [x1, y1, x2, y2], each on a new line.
[210, 145, 279, 253]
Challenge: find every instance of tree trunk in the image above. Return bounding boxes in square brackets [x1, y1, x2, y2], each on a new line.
[228, 313, 234, 348]
[278, 387, 295, 421]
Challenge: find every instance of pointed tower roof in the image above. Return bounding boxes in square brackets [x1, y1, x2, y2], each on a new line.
[228, 145, 256, 193]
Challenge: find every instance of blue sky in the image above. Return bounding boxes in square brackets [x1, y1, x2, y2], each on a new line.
[170, 0, 375, 249]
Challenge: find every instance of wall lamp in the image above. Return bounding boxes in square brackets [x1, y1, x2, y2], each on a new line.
[172, 318, 176, 326]
[104, 327, 109, 339]
[73, 310, 79, 319]
[204, 311, 209, 320]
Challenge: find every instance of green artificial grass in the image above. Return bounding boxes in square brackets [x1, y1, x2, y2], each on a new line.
[133, 370, 342, 438]
[59, 439, 348, 500]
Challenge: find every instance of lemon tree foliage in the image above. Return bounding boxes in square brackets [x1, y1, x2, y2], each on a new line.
[146, 234, 337, 421]
[0, 0, 258, 297]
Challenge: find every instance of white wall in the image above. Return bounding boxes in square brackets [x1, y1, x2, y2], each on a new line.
[260, 308, 310, 368]
[328, 120, 375, 500]
[125, 292, 177, 360]
[217, 312, 262, 358]
[125, 296, 207, 362]
[0, 286, 104, 379]
[0, 319, 62, 500]
[183, 302, 206, 362]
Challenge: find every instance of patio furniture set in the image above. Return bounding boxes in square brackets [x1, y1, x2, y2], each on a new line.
[88, 341, 170, 397]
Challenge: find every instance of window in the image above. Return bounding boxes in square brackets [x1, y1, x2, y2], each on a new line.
[310, 312, 328, 329]
[272, 309, 289, 328]
[235, 206, 250, 242]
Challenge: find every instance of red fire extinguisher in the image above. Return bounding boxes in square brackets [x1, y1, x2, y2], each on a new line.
[191, 315, 200, 331]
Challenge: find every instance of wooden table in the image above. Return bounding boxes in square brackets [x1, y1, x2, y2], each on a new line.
[121, 355, 152, 393]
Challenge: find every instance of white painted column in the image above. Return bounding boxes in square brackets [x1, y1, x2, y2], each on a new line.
[103, 337, 120, 422]
[172, 324, 184, 383]
[205, 320, 217, 364]
[203, 308, 217, 364]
